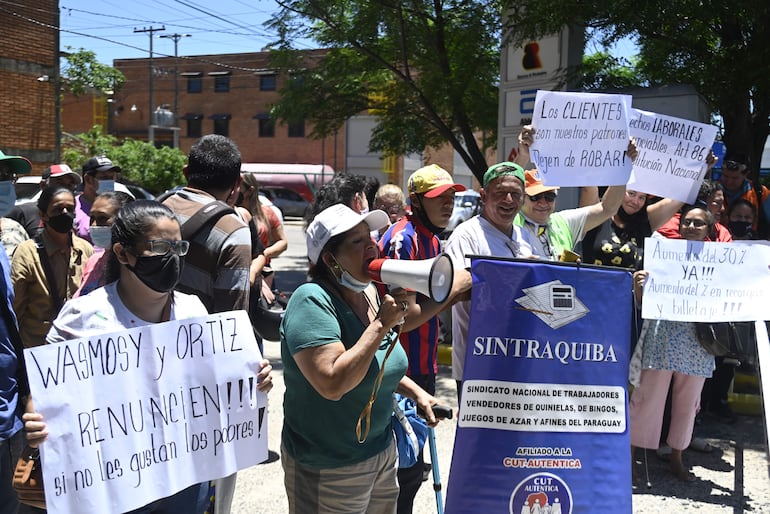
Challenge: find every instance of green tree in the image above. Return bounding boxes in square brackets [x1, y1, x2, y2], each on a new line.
[62, 126, 185, 193]
[504, 1, 770, 177]
[61, 47, 125, 96]
[575, 51, 645, 91]
[267, 0, 502, 182]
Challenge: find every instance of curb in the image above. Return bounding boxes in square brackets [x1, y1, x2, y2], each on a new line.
[438, 344, 452, 366]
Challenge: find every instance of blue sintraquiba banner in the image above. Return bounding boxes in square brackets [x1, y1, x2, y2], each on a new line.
[445, 258, 633, 514]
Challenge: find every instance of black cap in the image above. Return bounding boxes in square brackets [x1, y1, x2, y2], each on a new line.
[82, 156, 121, 175]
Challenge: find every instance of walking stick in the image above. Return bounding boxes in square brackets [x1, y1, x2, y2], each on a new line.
[427, 426, 444, 514]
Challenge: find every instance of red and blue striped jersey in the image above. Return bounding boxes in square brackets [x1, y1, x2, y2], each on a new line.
[377, 213, 442, 376]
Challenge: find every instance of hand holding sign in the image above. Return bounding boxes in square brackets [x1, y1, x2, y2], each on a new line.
[530, 90, 632, 186]
[627, 108, 718, 203]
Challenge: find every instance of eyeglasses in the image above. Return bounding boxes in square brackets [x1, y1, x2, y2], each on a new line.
[528, 192, 557, 203]
[681, 219, 707, 228]
[144, 239, 190, 256]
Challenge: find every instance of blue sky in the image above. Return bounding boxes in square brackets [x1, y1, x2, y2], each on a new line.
[58, 0, 302, 64]
[58, 2, 636, 65]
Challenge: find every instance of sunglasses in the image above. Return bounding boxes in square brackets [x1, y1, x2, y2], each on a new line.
[528, 192, 557, 203]
[681, 219, 707, 228]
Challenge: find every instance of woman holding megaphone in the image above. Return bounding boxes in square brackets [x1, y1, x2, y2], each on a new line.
[281, 203, 448, 513]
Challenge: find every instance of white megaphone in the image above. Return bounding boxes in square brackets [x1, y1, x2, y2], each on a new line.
[368, 253, 454, 303]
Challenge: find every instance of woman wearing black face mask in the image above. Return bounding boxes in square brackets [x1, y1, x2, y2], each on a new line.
[10, 185, 93, 348]
[21, 200, 274, 513]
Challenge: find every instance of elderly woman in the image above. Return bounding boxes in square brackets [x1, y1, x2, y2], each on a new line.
[630, 203, 716, 482]
[23, 200, 273, 512]
[280, 203, 444, 513]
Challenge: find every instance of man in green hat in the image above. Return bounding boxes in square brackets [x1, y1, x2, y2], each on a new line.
[0, 150, 31, 208]
[444, 161, 536, 396]
[0, 149, 33, 513]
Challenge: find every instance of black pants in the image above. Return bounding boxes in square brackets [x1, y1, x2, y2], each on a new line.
[397, 373, 434, 514]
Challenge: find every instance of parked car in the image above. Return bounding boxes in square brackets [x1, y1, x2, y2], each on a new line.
[14, 176, 42, 205]
[260, 186, 311, 218]
[121, 183, 155, 200]
[442, 190, 481, 238]
[258, 193, 284, 224]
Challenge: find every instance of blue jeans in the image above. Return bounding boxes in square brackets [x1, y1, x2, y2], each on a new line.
[125, 483, 202, 514]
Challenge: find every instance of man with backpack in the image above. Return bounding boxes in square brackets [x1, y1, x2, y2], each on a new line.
[162, 135, 252, 513]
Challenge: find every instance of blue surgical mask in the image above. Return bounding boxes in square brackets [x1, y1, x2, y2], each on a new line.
[333, 259, 371, 293]
[89, 226, 113, 249]
[0, 181, 16, 216]
[96, 179, 115, 194]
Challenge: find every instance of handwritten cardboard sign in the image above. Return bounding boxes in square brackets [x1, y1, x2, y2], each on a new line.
[641, 238, 770, 322]
[530, 90, 633, 186]
[627, 108, 718, 203]
[25, 310, 268, 514]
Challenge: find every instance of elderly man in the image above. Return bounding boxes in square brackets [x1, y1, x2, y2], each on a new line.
[444, 162, 535, 396]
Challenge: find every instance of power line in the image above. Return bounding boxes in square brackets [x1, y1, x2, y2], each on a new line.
[60, 4, 275, 39]
[1, 5, 311, 73]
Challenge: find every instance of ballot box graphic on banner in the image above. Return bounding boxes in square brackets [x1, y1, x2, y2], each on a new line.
[445, 258, 633, 514]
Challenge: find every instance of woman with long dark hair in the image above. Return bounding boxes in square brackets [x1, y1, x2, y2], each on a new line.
[23, 200, 273, 512]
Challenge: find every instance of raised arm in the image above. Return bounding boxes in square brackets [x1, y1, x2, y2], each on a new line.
[582, 185, 627, 233]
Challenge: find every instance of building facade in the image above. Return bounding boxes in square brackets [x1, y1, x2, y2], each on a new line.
[0, 0, 59, 173]
[106, 49, 347, 171]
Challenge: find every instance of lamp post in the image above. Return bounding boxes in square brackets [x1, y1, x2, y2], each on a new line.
[159, 33, 191, 126]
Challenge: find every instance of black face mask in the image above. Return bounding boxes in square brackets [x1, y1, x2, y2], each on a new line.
[47, 212, 75, 234]
[127, 252, 183, 293]
[728, 221, 752, 238]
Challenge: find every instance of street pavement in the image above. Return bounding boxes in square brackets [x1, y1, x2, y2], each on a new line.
[231, 218, 770, 513]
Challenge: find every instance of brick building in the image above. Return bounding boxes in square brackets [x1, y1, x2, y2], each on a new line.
[0, 0, 59, 173]
[105, 49, 347, 171]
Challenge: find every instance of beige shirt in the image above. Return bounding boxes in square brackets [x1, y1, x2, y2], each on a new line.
[11, 230, 93, 347]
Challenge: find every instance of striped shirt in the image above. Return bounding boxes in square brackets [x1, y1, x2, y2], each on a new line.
[163, 188, 251, 313]
[378, 213, 441, 376]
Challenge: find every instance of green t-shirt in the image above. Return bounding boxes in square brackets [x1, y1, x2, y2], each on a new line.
[280, 281, 407, 469]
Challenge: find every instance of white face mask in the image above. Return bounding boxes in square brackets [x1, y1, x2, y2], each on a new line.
[89, 225, 112, 249]
[0, 181, 16, 216]
[96, 179, 115, 194]
[333, 258, 371, 293]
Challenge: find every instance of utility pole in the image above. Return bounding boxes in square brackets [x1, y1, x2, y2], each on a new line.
[159, 33, 191, 126]
[134, 25, 165, 140]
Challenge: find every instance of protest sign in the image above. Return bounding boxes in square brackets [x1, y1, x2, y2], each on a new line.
[445, 258, 633, 514]
[24, 310, 268, 514]
[530, 90, 632, 186]
[641, 238, 770, 322]
[627, 108, 718, 203]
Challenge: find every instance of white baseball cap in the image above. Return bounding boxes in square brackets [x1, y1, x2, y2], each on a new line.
[306, 204, 388, 264]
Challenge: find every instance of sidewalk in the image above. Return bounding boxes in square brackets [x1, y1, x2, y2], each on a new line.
[230, 220, 770, 513]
